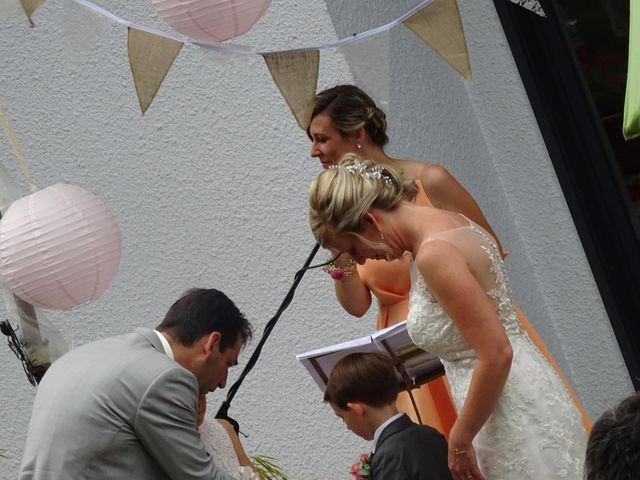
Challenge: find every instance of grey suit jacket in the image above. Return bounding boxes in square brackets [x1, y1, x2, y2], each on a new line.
[19, 328, 234, 480]
[371, 414, 452, 480]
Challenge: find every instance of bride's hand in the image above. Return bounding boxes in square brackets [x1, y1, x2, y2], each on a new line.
[448, 428, 484, 480]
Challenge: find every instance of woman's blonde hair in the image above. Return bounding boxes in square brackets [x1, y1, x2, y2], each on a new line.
[309, 154, 418, 245]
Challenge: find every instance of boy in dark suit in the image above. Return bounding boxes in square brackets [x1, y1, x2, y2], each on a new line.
[325, 352, 453, 480]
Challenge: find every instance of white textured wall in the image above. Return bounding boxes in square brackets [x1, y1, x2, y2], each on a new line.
[0, 1, 635, 479]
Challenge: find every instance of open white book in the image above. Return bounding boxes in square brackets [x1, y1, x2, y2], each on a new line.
[296, 321, 444, 392]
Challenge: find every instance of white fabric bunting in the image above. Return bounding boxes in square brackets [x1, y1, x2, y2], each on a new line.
[72, 0, 436, 58]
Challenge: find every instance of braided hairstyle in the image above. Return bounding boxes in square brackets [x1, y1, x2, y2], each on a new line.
[308, 85, 389, 147]
[309, 154, 417, 246]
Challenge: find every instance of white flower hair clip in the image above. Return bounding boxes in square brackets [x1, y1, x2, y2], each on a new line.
[331, 163, 393, 186]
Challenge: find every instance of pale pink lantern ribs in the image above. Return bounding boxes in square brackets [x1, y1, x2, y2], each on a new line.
[0, 184, 122, 310]
[152, 0, 272, 43]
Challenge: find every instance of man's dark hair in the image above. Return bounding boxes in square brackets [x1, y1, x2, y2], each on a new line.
[585, 392, 640, 480]
[156, 288, 252, 351]
[324, 352, 399, 409]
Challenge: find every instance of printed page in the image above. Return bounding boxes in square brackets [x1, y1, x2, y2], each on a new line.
[372, 321, 443, 382]
[296, 335, 379, 391]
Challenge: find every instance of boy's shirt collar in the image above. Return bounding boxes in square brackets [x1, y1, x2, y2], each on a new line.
[372, 412, 404, 452]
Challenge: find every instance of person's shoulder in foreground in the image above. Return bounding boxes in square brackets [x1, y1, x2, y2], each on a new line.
[585, 392, 640, 480]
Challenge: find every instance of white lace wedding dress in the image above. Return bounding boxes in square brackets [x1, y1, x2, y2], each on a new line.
[199, 418, 259, 480]
[407, 220, 587, 479]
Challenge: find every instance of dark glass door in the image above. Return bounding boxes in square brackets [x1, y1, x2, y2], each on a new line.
[494, 0, 640, 389]
[559, 0, 640, 235]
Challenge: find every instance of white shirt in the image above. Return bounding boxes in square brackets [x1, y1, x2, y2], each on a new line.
[154, 329, 174, 360]
[372, 412, 404, 453]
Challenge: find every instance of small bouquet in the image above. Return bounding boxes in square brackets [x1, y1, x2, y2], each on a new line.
[350, 453, 371, 480]
[251, 455, 288, 480]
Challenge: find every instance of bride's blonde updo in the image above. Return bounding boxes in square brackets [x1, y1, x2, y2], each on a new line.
[309, 154, 418, 245]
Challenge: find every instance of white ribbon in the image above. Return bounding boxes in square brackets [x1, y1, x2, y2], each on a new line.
[72, 0, 435, 57]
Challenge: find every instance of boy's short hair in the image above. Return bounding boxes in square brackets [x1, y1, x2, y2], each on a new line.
[324, 352, 399, 409]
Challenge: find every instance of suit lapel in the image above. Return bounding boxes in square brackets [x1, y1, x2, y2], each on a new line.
[371, 414, 413, 480]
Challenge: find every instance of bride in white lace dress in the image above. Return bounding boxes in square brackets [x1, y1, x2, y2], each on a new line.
[197, 395, 259, 480]
[308, 155, 588, 479]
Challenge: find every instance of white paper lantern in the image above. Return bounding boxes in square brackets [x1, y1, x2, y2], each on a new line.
[0, 184, 122, 310]
[152, 0, 272, 43]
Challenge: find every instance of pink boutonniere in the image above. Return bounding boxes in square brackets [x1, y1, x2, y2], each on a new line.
[350, 452, 371, 480]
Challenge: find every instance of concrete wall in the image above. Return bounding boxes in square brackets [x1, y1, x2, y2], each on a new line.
[0, 0, 634, 478]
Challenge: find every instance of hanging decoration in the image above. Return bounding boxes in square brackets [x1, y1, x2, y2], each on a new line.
[507, 0, 545, 17]
[19, 0, 45, 26]
[15, 0, 546, 120]
[0, 104, 77, 386]
[623, 0, 639, 140]
[0, 162, 71, 385]
[128, 27, 183, 114]
[263, 50, 319, 130]
[0, 183, 122, 310]
[403, 0, 471, 80]
[152, 0, 272, 43]
[68, 0, 456, 116]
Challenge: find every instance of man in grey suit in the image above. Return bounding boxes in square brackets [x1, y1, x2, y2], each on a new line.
[19, 288, 252, 480]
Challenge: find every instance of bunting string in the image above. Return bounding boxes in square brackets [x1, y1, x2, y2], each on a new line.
[72, 0, 435, 57]
[23, 0, 542, 118]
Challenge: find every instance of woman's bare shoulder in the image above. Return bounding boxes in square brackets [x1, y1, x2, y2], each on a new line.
[415, 236, 466, 281]
[391, 159, 450, 184]
[385, 158, 428, 179]
[417, 163, 454, 188]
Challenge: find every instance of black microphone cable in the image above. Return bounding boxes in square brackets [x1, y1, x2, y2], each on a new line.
[216, 242, 341, 434]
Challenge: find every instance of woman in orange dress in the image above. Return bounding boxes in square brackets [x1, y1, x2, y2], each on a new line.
[307, 84, 591, 436]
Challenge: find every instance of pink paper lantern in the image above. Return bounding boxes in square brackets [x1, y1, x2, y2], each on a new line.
[0, 184, 122, 310]
[152, 0, 272, 43]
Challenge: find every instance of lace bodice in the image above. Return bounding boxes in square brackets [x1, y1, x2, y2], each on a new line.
[406, 219, 587, 479]
[408, 222, 524, 362]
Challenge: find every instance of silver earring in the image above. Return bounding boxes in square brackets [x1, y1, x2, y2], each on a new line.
[356, 143, 362, 150]
[380, 230, 384, 240]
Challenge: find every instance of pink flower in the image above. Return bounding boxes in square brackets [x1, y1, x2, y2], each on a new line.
[350, 462, 363, 480]
[349, 453, 370, 479]
[330, 269, 344, 280]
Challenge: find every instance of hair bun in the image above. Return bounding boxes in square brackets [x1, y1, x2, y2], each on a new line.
[365, 107, 376, 120]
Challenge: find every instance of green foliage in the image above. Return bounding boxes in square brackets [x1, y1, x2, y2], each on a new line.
[252, 455, 288, 480]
